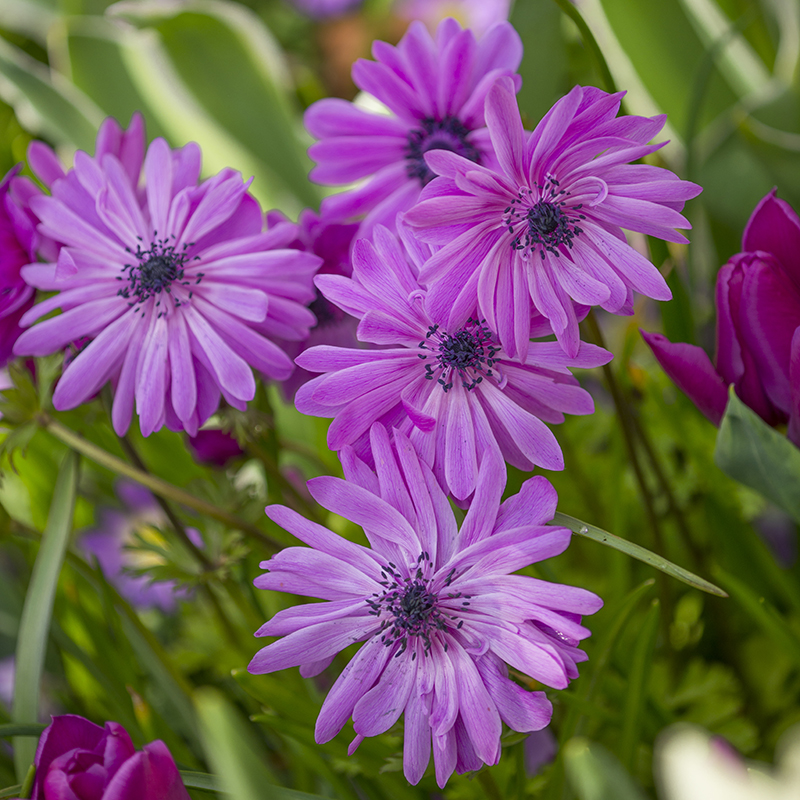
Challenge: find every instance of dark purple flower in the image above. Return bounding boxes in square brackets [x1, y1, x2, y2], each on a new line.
[405, 79, 701, 359]
[266, 209, 360, 399]
[304, 18, 522, 237]
[288, 0, 362, 16]
[295, 224, 610, 499]
[248, 423, 602, 787]
[14, 116, 321, 437]
[31, 714, 189, 800]
[186, 428, 244, 467]
[80, 482, 197, 612]
[642, 190, 800, 443]
[0, 166, 37, 367]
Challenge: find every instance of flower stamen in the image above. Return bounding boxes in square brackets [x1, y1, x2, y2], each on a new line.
[405, 117, 481, 186]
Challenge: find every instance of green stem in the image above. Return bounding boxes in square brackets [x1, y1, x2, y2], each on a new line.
[37, 413, 280, 552]
[551, 0, 618, 94]
[476, 769, 504, 800]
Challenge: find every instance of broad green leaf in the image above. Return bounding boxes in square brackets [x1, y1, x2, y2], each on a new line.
[564, 738, 648, 800]
[13, 450, 79, 780]
[195, 688, 330, 800]
[0, 36, 103, 151]
[110, 0, 319, 212]
[714, 387, 800, 524]
[553, 513, 727, 596]
[712, 566, 800, 665]
[620, 599, 660, 770]
[0, 0, 58, 44]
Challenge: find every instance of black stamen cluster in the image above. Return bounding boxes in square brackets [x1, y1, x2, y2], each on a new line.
[117, 234, 202, 318]
[418, 318, 500, 392]
[503, 175, 586, 259]
[405, 116, 481, 186]
[367, 553, 467, 659]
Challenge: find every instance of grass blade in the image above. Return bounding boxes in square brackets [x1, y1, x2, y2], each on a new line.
[553, 512, 727, 597]
[12, 451, 79, 780]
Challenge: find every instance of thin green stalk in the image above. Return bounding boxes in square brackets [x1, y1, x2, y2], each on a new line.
[551, 0, 618, 94]
[37, 413, 280, 552]
[476, 769, 503, 800]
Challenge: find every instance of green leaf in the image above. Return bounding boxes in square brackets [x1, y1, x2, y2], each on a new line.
[13, 450, 79, 781]
[620, 599, 660, 770]
[712, 565, 800, 665]
[109, 0, 318, 211]
[563, 738, 648, 800]
[195, 688, 330, 800]
[552, 512, 727, 596]
[179, 771, 221, 792]
[714, 387, 800, 524]
[0, 785, 23, 799]
[0, 36, 103, 151]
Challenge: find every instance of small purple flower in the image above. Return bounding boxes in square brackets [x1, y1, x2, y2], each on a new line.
[304, 18, 522, 237]
[295, 224, 610, 499]
[248, 423, 602, 787]
[395, 0, 511, 36]
[0, 166, 37, 367]
[643, 190, 800, 444]
[14, 116, 321, 436]
[31, 714, 190, 800]
[266, 209, 360, 399]
[186, 428, 244, 468]
[405, 79, 702, 359]
[80, 482, 197, 612]
[288, 0, 363, 17]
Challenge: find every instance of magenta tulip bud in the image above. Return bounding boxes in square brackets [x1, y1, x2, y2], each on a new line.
[643, 189, 800, 444]
[31, 715, 190, 800]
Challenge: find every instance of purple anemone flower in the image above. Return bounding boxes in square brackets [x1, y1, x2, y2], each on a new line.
[248, 423, 602, 787]
[395, 0, 511, 37]
[294, 224, 610, 500]
[0, 165, 37, 367]
[405, 79, 702, 359]
[304, 18, 522, 238]
[643, 190, 800, 444]
[266, 209, 360, 399]
[13, 116, 321, 436]
[80, 481, 198, 613]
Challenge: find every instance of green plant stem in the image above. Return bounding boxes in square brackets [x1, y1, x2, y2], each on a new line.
[476, 769, 503, 800]
[37, 412, 281, 552]
[551, 0, 618, 94]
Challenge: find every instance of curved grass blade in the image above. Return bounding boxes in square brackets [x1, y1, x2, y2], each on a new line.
[12, 451, 79, 781]
[553, 512, 727, 597]
[620, 599, 660, 770]
[179, 771, 221, 792]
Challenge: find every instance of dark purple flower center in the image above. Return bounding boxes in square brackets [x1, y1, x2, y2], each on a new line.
[418, 318, 500, 392]
[504, 175, 585, 259]
[405, 116, 481, 186]
[368, 554, 468, 658]
[309, 289, 340, 329]
[118, 235, 202, 318]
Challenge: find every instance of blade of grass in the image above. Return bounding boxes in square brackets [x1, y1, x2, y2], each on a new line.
[12, 450, 78, 781]
[553, 513, 727, 597]
[712, 566, 800, 664]
[620, 599, 660, 770]
[0, 724, 45, 738]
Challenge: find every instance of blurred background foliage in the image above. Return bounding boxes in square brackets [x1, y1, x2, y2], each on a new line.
[0, 0, 799, 798]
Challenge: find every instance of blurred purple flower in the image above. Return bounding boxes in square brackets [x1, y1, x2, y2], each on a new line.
[248, 423, 602, 787]
[524, 727, 558, 776]
[14, 115, 321, 437]
[396, 0, 511, 36]
[294, 224, 610, 500]
[642, 190, 800, 443]
[0, 165, 37, 368]
[31, 714, 189, 800]
[304, 18, 522, 237]
[288, 0, 362, 17]
[406, 79, 701, 359]
[267, 209, 360, 399]
[80, 482, 197, 612]
[186, 428, 244, 468]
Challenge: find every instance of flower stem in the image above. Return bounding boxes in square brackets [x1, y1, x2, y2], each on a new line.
[36, 412, 281, 553]
[551, 0, 618, 94]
